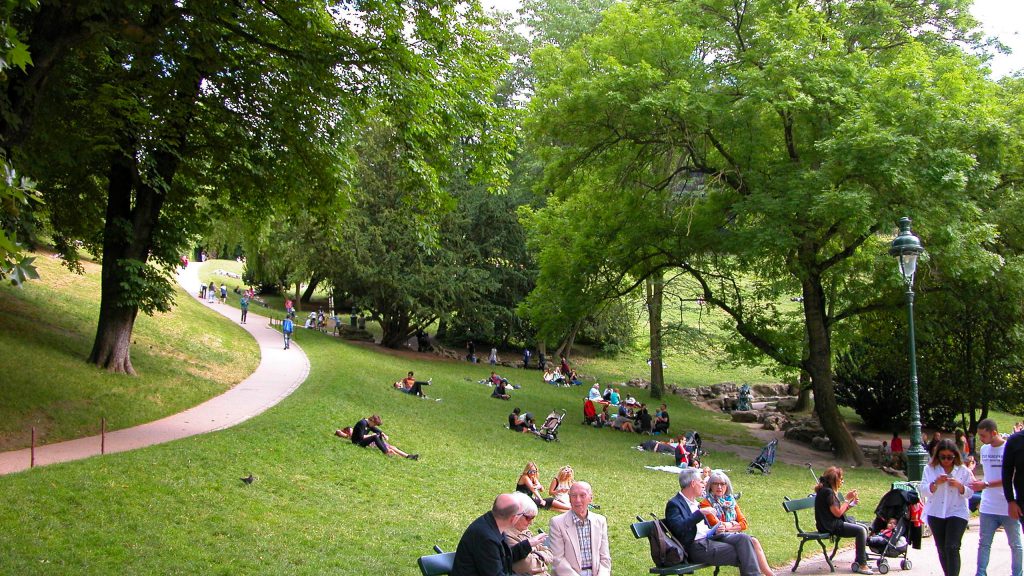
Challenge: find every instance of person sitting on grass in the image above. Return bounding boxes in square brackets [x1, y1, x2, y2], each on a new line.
[654, 403, 670, 435]
[334, 415, 418, 460]
[491, 379, 511, 400]
[588, 383, 610, 406]
[509, 408, 537, 434]
[489, 371, 510, 388]
[393, 371, 431, 398]
[547, 465, 575, 512]
[516, 462, 555, 510]
[610, 413, 635, 433]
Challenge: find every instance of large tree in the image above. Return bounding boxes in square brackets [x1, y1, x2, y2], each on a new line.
[2, 0, 507, 373]
[526, 0, 1015, 463]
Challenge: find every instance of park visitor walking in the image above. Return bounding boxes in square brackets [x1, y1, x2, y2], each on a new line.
[282, 316, 294, 350]
[239, 294, 249, 324]
[970, 418, 1022, 576]
[921, 439, 974, 576]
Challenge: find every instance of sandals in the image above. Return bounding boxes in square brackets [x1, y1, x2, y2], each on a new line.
[853, 565, 875, 575]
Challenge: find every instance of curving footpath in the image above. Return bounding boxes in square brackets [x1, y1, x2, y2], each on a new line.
[0, 262, 309, 476]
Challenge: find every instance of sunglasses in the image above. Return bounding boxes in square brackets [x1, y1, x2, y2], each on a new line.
[938, 454, 956, 461]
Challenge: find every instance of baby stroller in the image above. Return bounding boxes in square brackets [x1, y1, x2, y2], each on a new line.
[864, 486, 919, 573]
[683, 431, 705, 459]
[747, 438, 778, 474]
[537, 409, 566, 442]
[582, 399, 598, 425]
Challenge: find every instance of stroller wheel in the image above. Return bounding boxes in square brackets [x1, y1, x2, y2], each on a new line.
[877, 559, 889, 574]
[900, 560, 911, 570]
[851, 563, 859, 573]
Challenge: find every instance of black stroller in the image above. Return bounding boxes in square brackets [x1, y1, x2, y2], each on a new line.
[864, 487, 919, 573]
[747, 438, 778, 474]
[537, 409, 566, 442]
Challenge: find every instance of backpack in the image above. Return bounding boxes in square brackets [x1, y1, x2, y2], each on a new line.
[647, 515, 686, 567]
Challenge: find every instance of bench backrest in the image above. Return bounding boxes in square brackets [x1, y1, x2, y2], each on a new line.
[782, 496, 817, 533]
[417, 551, 455, 576]
[631, 519, 655, 539]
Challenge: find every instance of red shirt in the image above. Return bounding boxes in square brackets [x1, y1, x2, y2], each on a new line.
[891, 437, 904, 453]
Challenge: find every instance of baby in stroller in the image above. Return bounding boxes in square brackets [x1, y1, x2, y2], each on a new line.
[865, 487, 919, 572]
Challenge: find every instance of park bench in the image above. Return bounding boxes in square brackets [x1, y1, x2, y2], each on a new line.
[417, 545, 454, 576]
[782, 495, 841, 572]
[630, 518, 719, 575]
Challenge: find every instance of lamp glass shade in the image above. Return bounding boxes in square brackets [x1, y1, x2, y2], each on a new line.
[898, 252, 918, 281]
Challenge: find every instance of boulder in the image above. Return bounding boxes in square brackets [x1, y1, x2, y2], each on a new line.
[761, 413, 789, 431]
[812, 436, 833, 452]
[731, 410, 760, 423]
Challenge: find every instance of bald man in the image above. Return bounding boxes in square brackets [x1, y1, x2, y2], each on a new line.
[452, 493, 547, 576]
[547, 481, 611, 576]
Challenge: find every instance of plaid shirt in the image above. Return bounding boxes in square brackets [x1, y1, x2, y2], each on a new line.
[571, 511, 594, 576]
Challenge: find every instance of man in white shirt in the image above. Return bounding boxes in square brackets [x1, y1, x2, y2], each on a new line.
[547, 482, 611, 576]
[969, 418, 1023, 576]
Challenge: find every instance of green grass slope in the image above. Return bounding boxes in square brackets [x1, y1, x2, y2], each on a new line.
[0, 251, 259, 450]
[0, 326, 896, 575]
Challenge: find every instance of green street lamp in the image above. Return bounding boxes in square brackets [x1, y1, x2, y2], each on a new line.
[890, 217, 927, 482]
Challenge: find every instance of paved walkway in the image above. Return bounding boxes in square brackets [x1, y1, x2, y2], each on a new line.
[0, 263, 309, 475]
[779, 513, 1019, 575]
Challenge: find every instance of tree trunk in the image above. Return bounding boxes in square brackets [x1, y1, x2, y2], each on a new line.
[301, 274, 321, 303]
[792, 370, 812, 412]
[435, 318, 448, 340]
[802, 270, 865, 465]
[647, 272, 665, 399]
[380, 310, 413, 348]
[556, 319, 582, 360]
[88, 145, 169, 374]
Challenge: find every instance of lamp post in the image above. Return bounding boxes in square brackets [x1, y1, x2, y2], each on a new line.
[890, 217, 927, 481]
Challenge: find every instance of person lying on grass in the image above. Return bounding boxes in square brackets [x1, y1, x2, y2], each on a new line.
[334, 414, 418, 460]
[393, 371, 431, 398]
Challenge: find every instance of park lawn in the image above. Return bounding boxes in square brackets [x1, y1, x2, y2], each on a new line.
[0, 251, 259, 451]
[0, 324, 897, 576]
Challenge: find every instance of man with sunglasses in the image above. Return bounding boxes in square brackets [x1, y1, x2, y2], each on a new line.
[452, 493, 547, 576]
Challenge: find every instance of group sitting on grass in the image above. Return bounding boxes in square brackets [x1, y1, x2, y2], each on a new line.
[508, 407, 538, 434]
[334, 414, 418, 460]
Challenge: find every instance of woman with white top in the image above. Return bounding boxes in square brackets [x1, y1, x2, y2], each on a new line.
[920, 438, 974, 576]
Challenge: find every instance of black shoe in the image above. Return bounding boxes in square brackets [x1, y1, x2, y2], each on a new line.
[407, 454, 419, 460]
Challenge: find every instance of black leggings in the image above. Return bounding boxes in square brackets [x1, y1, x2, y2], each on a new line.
[928, 515, 968, 576]
[834, 522, 869, 565]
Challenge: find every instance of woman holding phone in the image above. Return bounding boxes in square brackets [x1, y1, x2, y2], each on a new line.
[920, 438, 974, 576]
[814, 466, 873, 574]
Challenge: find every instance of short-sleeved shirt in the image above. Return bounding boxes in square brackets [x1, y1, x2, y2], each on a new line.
[979, 441, 1009, 515]
[815, 487, 846, 533]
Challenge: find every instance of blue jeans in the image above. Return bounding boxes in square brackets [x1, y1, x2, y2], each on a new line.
[283, 332, 291, 349]
[977, 512, 1023, 576]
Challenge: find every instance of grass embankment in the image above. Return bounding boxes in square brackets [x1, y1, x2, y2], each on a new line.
[0, 323, 894, 575]
[0, 251, 259, 451]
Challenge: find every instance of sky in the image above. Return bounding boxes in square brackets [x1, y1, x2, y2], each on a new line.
[486, 0, 1024, 79]
[971, 0, 1024, 78]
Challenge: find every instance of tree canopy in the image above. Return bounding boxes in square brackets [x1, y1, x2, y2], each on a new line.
[524, 0, 1019, 462]
[2, 0, 513, 373]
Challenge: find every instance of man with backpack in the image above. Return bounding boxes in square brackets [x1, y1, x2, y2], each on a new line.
[282, 316, 294, 350]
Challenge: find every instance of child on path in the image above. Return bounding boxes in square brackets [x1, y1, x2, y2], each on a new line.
[239, 294, 249, 324]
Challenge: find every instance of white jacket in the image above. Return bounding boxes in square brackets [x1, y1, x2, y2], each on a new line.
[920, 463, 974, 520]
